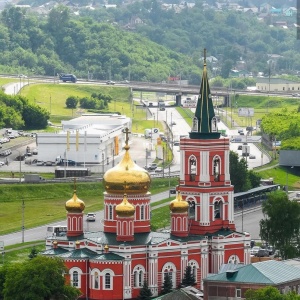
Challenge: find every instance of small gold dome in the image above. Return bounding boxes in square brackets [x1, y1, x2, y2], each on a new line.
[103, 145, 151, 194]
[65, 191, 85, 213]
[115, 194, 135, 217]
[169, 191, 189, 213]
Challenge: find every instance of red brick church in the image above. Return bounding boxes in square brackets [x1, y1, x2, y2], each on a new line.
[44, 51, 251, 300]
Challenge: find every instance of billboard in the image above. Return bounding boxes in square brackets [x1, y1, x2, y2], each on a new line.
[182, 97, 197, 108]
[238, 107, 254, 117]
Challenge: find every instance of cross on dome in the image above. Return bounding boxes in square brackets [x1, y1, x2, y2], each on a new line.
[124, 127, 131, 147]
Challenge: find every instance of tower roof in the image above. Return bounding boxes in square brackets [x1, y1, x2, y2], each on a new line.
[189, 49, 220, 140]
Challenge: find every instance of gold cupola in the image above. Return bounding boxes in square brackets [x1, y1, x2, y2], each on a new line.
[169, 191, 189, 213]
[103, 128, 151, 194]
[115, 193, 135, 217]
[65, 181, 85, 213]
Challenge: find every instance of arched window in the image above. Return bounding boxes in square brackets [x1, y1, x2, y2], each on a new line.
[188, 201, 195, 219]
[102, 269, 114, 290]
[211, 116, 218, 132]
[109, 205, 113, 220]
[189, 156, 197, 181]
[73, 271, 79, 287]
[162, 263, 176, 288]
[214, 201, 222, 219]
[133, 266, 145, 287]
[188, 260, 199, 283]
[94, 272, 99, 289]
[105, 273, 111, 289]
[192, 117, 198, 132]
[140, 206, 144, 220]
[213, 157, 220, 181]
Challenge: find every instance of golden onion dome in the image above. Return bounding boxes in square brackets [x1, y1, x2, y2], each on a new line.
[65, 191, 85, 213]
[103, 144, 151, 194]
[169, 191, 189, 213]
[115, 194, 135, 217]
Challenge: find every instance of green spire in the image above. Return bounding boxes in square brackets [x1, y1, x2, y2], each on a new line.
[189, 49, 220, 140]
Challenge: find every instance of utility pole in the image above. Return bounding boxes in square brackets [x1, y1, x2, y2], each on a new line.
[22, 199, 25, 243]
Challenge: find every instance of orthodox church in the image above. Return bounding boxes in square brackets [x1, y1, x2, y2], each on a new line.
[43, 51, 251, 300]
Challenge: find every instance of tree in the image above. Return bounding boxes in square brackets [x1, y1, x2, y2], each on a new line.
[181, 265, 195, 287]
[65, 96, 78, 109]
[137, 280, 152, 300]
[28, 247, 38, 259]
[245, 286, 300, 300]
[3, 256, 81, 300]
[260, 191, 300, 260]
[161, 274, 172, 295]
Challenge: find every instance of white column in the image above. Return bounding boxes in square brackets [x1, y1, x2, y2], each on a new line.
[224, 150, 230, 181]
[201, 151, 209, 181]
[123, 259, 132, 299]
[180, 150, 185, 180]
[227, 191, 234, 223]
[200, 193, 209, 225]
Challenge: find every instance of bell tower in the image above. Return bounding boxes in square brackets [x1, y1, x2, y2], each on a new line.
[178, 49, 235, 235]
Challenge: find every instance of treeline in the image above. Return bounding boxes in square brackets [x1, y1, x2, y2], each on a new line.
[0, 2, 299, 84]
[65, 93, 112, 110]
[0, 91, 49, 129]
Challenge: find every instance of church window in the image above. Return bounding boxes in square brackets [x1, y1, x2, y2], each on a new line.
[94, 272, 99, 289]
[105, 273, 111, 289]
[214, 201, 221, 219]
[236, 288, 241, 298]
[192, 117, 198, 132]
[141, 206, 144, 220]
[211, 116, 217, 132]
[213, 157, 220, 181]
[188, 201, 195, 219]
[109, 205, 113, 220]
[162, 263, 176, 288]
[72, 271, 79, 287]
[133, 266, 145, 287]
[189, 156, 196, 181]
[188, 261, 198, 282]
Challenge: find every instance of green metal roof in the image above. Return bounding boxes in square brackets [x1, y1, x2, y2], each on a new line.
[204, 260, 300, 285]
[41, 247, 69, 256]
[93, 252, 124, 261]
[57, 247, 98, 259]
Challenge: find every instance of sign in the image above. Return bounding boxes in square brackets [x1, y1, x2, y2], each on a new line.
[231, 135, 261, 143]
[238, 107, 254, 117]
[182, 97, 197, 108]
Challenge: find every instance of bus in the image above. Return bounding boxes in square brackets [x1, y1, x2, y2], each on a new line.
[158, 100, 165, 111]
[46, 225, 67, 237]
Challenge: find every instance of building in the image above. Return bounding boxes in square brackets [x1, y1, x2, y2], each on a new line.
[43, 51, 250, 300]
[203, 260, 300, 300]
[256, 78, 300, 93]
[37, 114, 131, 164]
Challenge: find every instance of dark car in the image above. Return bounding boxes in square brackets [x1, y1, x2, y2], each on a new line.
[256, 249, 269, 257]
[170, 188, 176, 194]
[238, 145, 242, 150]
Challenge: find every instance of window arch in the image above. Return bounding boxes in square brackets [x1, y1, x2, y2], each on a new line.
[133, 265, 145, 287]
[69, 267, 82, 288]
[228, 255, 240, 264]
[91, 269, 101, 290]
[188, 260, 199, 283]
[162, 263, 176, 288]
[186, 196, 196, 219]
[189, 155, 197, 181]
[102, 269, 114, 290]
[211, 116, 218, 132]
[212, 156, 221, 182]
[213, 197, 224, 220]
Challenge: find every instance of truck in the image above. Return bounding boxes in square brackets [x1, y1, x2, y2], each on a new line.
[55, 156, 76, 166]
[59, 74, 77, 83]
[24, 174, 44, 183]
[158, 100, 165, 111]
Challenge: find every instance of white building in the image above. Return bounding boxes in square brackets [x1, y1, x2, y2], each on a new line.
[37, 114, 131, 164]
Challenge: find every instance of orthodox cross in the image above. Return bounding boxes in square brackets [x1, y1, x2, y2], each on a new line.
[204, 48, 206, 64]
[124, 127, 131, 146]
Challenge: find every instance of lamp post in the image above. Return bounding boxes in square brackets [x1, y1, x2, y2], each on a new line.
[21, 198, 25, 243]
[286, 166, 294, 194]
[16, 150, 22, 183]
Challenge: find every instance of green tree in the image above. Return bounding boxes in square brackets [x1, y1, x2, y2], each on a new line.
[181, 265, 195, 287]
[229, 151, 251, 192]
[248, 170, 261, 189]
[28, 247, 38, 259]
[260, 191, 300, 260]
[137, 280, 152, 300]
[22, 103, 49, 129]
[245, 286, 300, 300]
[161, 274, 172, 295]
[65, 96, 78, 109]
[3, 256, 81, 300]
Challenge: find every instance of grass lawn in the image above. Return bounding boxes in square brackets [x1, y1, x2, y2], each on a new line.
[0, 178, 178, 235]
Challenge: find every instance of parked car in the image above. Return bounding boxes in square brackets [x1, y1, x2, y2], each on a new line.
[250, 246, 261, 255]
[0, 161, 5, 166]
[36, 160, 45, 166]
[86, 213, 96, 222]
[256, 249, 269, 257]
[32, 149, 38, 155]
[146, 163, 157, 171]
[292, 93, 300, 97]
[106, 80, 115, 85]
[238, 145, 242, 150]
[155, 167, 163, 173]
[249, 154, 256, 159]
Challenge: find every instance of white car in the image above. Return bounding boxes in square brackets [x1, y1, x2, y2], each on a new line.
[86, 213, 96, 222]
[250, 246, 261, 255]
[0, 161, 5, 166]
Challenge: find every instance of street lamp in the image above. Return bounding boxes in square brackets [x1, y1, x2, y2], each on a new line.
[16, 150, 22, 183]
[286, 166, 294, 194]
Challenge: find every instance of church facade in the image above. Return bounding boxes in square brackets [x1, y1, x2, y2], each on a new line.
[43, 52, 251, 300]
